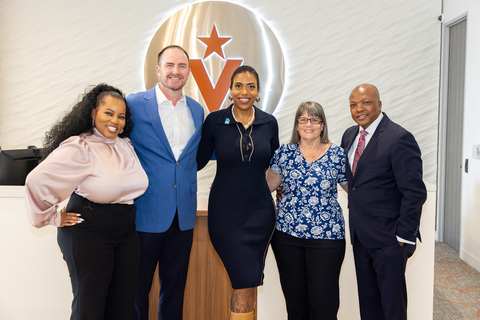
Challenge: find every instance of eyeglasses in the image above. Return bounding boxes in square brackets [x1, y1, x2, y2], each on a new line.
[297, 117, 323, 124]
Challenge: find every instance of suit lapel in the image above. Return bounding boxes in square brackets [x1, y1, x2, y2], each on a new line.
[188, 98, 203, 133]
[344, 127, 358, 156]
[143, 88, 175, 159]
[341, 127, 357, 180]
[178, 98, 202, 161]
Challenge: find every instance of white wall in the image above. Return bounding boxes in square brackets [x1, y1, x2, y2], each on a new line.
[0, 0, 441, 187]
[442, 0, 480, 272]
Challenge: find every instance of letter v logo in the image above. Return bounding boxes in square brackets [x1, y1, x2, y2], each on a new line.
[190, 59, 243, 112]
[145, 4, 285, 114]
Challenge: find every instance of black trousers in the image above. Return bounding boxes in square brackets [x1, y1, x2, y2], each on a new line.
[353, 234, 415, 320]
[57, 193, 140, 320]
[133, 213, 194, 320]
[271, 230, 346, 320]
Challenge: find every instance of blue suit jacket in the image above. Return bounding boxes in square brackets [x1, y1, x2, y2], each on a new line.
[127, 87, 204, 233]
[340, 113, 427, 248]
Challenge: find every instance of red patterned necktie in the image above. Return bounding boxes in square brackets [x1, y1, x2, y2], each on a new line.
[352, 130, 367, 175]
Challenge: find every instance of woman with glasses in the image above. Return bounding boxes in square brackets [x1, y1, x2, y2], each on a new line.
[266, 101, 348, 320]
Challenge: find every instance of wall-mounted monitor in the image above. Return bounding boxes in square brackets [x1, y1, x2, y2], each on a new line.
[0, 146, 43, 186]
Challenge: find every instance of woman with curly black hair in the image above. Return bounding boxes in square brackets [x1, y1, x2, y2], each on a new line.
[42, 83, 134, 157]
[25, 83, 148, 320]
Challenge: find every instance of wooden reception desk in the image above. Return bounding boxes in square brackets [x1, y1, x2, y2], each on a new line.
[147, 199, 256, 320]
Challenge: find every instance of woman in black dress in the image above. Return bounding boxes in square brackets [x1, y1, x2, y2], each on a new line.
[197, 65, 279, 319]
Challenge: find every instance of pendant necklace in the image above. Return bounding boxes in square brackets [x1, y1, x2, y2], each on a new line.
[232, 105, 255, 129]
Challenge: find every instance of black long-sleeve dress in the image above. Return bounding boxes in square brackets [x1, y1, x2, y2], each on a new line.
[197, 104, 280, 289]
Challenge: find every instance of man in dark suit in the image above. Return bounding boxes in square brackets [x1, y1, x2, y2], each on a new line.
[340, 84, 427, 320]
[127, 45, 204, 320]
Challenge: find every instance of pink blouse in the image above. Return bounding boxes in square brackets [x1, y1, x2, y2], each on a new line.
[25, 129, 149, 228]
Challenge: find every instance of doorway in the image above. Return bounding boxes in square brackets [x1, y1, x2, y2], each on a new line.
[438, 17, 467, 251]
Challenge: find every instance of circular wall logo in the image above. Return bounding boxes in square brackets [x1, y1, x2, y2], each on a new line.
[145, 1, 285, 114]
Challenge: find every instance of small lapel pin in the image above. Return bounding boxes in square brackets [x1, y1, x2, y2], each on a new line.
[225, 118, 230, 124]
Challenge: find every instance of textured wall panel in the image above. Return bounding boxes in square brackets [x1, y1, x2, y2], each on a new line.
[0, 0, 441, 197]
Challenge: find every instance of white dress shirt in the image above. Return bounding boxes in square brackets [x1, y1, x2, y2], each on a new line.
[347, 113, 414, 245]
[155, 84, 196, 160]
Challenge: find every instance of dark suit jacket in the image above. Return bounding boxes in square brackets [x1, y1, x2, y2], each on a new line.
[340, 113, 427, 248]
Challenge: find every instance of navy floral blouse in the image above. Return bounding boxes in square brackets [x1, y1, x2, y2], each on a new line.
[269, 143, 348, 240]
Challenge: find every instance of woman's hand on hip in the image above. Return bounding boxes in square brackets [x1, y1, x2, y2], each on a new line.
[60, 207, 84, 227]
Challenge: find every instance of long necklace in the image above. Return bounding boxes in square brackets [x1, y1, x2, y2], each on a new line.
[235, 124, 255, 162]
[232, 105, 255, 129]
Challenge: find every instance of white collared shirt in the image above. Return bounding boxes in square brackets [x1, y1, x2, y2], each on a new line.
[155, 84, 196, 160]
[346, 112, 414, 245]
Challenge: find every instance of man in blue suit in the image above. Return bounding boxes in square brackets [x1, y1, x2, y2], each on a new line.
[340, 84, 426, 320]
[127, 45, 204, 320]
